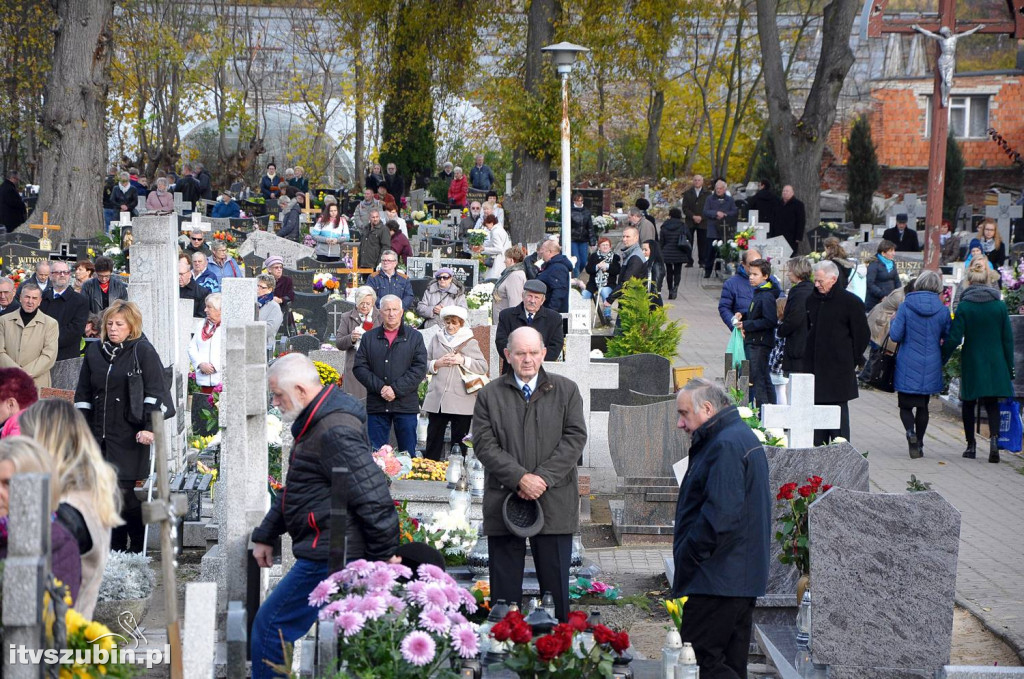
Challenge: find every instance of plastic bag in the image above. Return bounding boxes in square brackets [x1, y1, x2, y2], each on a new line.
[998, 398, 1022, 453]
[726, 326, 746, 369]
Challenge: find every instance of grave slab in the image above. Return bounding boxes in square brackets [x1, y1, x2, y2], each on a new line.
[237, 230, 313, 268]
[49, 357, 83, 391]
[592, 353, 672, 411]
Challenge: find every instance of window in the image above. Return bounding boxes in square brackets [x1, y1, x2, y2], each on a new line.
[924, 95, 990, 139]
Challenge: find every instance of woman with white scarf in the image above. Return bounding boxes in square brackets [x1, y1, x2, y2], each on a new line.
[335, 286, 381, 401]
[421, 307, 487, 461]
[187, 293, 224, 390]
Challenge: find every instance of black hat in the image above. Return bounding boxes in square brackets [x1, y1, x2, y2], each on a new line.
[635, 198, 650, 210]
[502, 493, 544, 538]
[393, 542, 447, 580]
[896, 213, 908, 223]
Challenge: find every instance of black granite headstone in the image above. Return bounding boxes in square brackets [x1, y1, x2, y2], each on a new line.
[324, 298, 355, 339]
[285, 334, 322, 355]
[592, 354, 672, 411]
[0, 242, 48, 270]
[285, 267, 314, 291]
[291, 291, 330, 337]
[624, 389, 678, 407]
[241, 253, 264, 275]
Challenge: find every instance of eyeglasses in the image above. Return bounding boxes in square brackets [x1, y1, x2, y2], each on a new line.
[382, 259, 397, 263]
[437, 275, 451, 281]
[191, 237, 204, 242]
[52, 270, 70, 275]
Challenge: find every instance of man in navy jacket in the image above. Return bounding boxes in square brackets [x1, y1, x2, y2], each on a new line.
[672, 378, 771, 678]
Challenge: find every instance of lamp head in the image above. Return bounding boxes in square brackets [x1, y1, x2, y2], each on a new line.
[541, 41, 590, 73]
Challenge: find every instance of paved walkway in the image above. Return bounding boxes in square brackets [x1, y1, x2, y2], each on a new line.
[595, 265, 1024, 661]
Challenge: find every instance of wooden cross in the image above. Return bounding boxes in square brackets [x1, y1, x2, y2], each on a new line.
[985, 191, 1023, 245]
[299, 193, 321, 222]
[29, 212, 61, 251]
[335, 246, 377, 288]
[866, 0, 1024, 270]
[182, 210, 212, 233]
[141, 412, 186, 679]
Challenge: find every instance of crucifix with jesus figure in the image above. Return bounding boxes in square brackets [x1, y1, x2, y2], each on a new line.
[866, 0, 1024, 270]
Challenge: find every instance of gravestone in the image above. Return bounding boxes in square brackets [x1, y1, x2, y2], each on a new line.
[890, 193, 927, 227]
[49, 357, 83, 391]
[760, 236, 793, 269]
[406, 256, 479, 289]
[939, 669, 1024, 678]
[470, 325, 491, 373]
[893, 251, 924, 280]
[286, 334, 322, 355]
[607, 399, 689, 544]
[758, 441, 869, 620]
[809, 488, 960, 677]
[761, 373, 841, 447]
[592, 354, 672, 410]
[574, 187, 611, 217]
[985, 192, 1022, 246]
[285, 267, 315, 292]
[623, 389, 678, 406]
[291, 291, 330, 336]
[237, 229, 314, 268]
[0, 242, 48, 270]
[745, 210, 771, 250]
[324, 297, 355, 339]
[1011, 316, 1024, 398]
[409, 277, 431, 300]
[1, 473, 51, 679]
[567, 288, 590, 333]
[241, 253, 264, 275]
[309, 349, 346, 378]
[183, 582, 218, 679]
[0, 231, 41, 247]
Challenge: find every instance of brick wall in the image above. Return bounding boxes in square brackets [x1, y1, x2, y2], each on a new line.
[825, 166, 1023, 206]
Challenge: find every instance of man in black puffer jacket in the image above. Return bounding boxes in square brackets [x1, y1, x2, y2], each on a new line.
[251, 353, 399, 679]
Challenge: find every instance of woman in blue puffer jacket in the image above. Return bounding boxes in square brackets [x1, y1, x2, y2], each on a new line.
[888, 270, 950, 459]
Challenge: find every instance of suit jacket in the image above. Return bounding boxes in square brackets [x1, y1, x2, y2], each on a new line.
[882, 226, 920, 252]
[495, 303, 564, 373]
[0, 310, 60, 387]
[681, 186, 709, 231]
[773, 197, 806, 252]
[40, 288, 89, 360]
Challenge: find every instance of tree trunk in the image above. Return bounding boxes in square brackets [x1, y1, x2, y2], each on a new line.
[354, 50, 365, 189]
[757, 0, 860, 238]
[596, 72, 607, 173]
[29, 0, 114, 241]
[642, 87, 664, 178]
[505, 0, 558, 246]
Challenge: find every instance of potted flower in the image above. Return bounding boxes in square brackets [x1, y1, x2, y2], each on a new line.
[491, 609, 632, 678]
[311, 559, 480, 678]
[775, 476, 832, 601]
[93, 551, 156, 634]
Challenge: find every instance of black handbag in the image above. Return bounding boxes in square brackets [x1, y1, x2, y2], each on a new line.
[867, 335, 898, 393]
[678, 230, 692, 254]
[126, 346, 146, 426]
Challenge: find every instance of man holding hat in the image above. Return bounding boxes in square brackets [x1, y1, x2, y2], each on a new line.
[211, 189, 241, 218]
[495, 279, 564, 373]
[882, 214, 920, 252]
[472, 326, 587, 621]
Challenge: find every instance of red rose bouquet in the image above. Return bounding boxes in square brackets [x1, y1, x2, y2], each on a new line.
[775, 476, 833, 576]
[491, 610, 630, 677]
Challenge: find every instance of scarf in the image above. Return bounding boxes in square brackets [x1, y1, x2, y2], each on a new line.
[981, 238, 996, 254]
[201, 319, 219, 341]
[99, 281, 110, 294]
[101, 340, 125, 364]
[494, 262, 525, 296]
[593, 250, 614, 289]
[439, 325, 474, 352]
[877, 253, 894, 272]
[258, 292, 274, 308]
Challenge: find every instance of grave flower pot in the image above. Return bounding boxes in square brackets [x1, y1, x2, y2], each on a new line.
[92, 595, 151, 635]
[796, 573, 810, 603]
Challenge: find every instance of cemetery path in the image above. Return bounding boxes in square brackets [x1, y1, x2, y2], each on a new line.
[668, 267, 1024, 663]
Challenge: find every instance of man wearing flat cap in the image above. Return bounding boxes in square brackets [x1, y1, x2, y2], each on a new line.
[882, 213, 920, 252]
[472, 326, 587, 621]
[495, 279, 563, 373]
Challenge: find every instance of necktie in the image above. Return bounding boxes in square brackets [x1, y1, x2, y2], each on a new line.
[522, 384, 532, 402]
[527, 313, 534, 325]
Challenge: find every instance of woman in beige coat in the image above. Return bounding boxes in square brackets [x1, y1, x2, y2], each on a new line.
[421, 306, 488, 460]
[335, 286, 382, 401]
[20, 399, 122, 619]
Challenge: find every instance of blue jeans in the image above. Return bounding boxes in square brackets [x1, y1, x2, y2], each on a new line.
[571, 242, 590, 277]
[103, 208, 117, 232]
[368, 412, 418, 455]
[581, 286, 613, 303]
[251, 557, 330, 679]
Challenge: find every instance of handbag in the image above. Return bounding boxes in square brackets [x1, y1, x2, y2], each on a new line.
[678, 230, 692, 254]
[126, 346, 146, 426]
[997, 398, 1022, 453]
[459, 365, 489, 394]
[867, 335, 898, 392]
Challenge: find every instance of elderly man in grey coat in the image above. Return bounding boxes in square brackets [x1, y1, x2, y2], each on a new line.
[472, 326, 587, 621]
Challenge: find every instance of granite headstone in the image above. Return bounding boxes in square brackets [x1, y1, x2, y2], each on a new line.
[291, 291, 330, 337]
[592, 354, 672, 411]
[49, 357, 83, 391]
[237, 229, 314, 268]
[285, 334, 321, 355]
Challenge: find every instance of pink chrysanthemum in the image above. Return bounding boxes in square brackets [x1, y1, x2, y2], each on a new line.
[458, 588, 478, 614]
[308, 578, 339, 607]
[387, 562, 413, 580]
[446, 611, 468, 627]
[400, 630, 436, 666]
[366, 567, 397, 591]
[419, 608, 450, 634]
[353, 595, 387, 620]
[318, 600, 345, 621]
[345, 559, 375, 578]
[335, 611, 366, 637]
[385, 594, 407, 614]
[450, 623, 479, 659]
[417, 583, 451, 610]
[417, 563, 446, 582]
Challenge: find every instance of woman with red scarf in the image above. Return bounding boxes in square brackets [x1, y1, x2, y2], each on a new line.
[187, 293, 224, 393]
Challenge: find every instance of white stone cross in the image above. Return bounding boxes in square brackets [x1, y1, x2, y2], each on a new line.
[182, 210, 212, 233]
[115, 211, 133, 229]
[173, 191, 190, 216]
[568, 289, 591, 334]
[746, 210, 771, 249]
[760, 373, 841, 448]
[985, 192, 1023, 246]
[891, 193, 927, 229]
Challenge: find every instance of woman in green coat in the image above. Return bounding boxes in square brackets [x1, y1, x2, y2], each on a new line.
[942, 267, 1015, 462]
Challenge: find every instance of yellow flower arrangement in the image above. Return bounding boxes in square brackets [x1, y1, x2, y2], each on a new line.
[663, 595, 688, 629]
[313, 360, 342, 386]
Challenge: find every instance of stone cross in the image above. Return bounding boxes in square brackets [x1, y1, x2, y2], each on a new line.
[141, 412, 187, 679]
[746, 210, 771, 249]
[985, 192, 1023, 245]
[567, 289, 591, 333]
[761, 373, 841, 447]
[183, 210, 212, 233]
[226, 601, 248, 679]
[49, 242, 77, 262]
[1, 473, 51, 679]
[115, 211, 134, 230]
[29, 211, 61, 251]
[173, 191, 191, 216]
[891, 193, 927, 229]
[183, 582, 218, 679]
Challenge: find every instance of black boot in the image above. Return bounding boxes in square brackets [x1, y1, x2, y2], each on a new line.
[989, 438, 1000, 463]
[668, 287, 678, 300]
[962, 441, 976, 459]
[907, 431, 922, 459]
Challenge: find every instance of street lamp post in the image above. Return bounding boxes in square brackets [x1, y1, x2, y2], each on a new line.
[541, 41, 589, 260]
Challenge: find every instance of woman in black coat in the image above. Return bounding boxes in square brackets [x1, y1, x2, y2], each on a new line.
[659, 207, 690, 299]
[642, 239, 666, 306]
[74, 300, 171, 553]
[776, 256, 814, 374]
[865, 239, 900, 312]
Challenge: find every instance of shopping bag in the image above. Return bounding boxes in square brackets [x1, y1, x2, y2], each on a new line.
[726, 327, 746, 369]
[866, 335, 897, 393]
[997, 398, 1023, 453]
